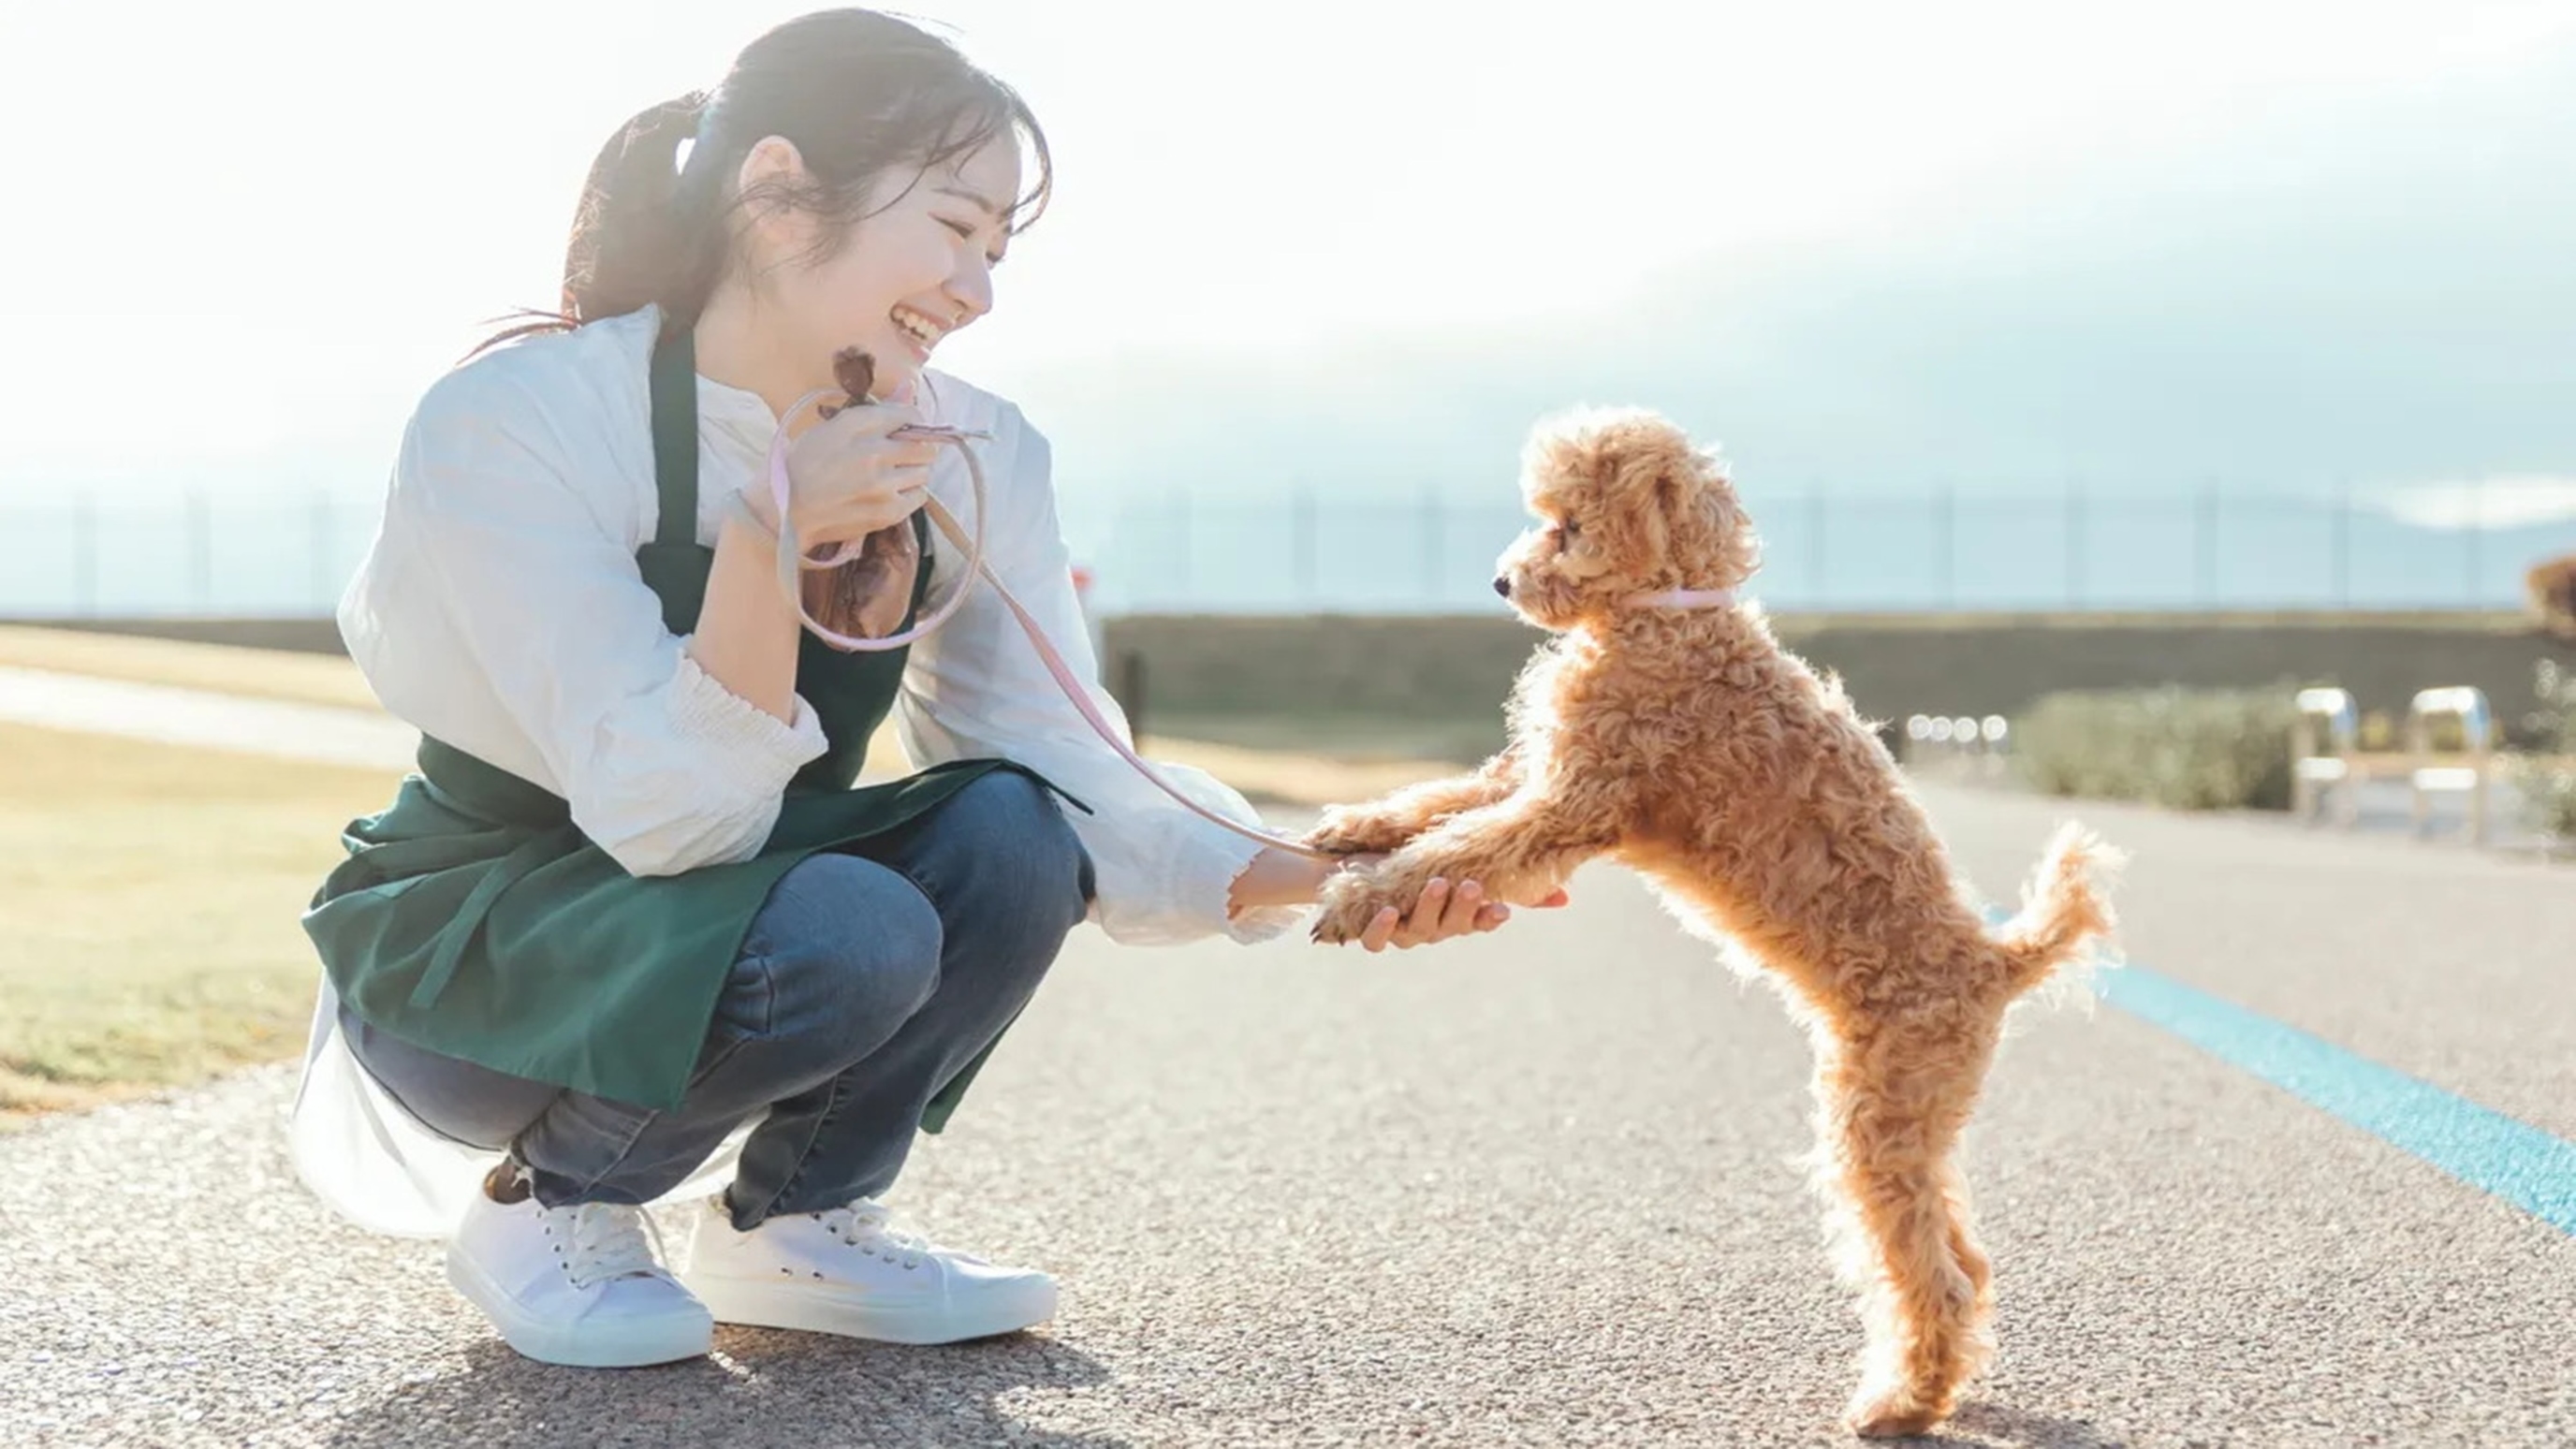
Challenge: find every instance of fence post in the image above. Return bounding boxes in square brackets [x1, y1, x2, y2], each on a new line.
[189, 488, 212, 611]
[312, 491, 335, 610]
[1421, 487, 1443, 606]
[2330, 478, 2351, 610]
[1807, 483, 1827, 610]
[2195, 479, 2219, 606]
[73, 492, 98, 617]
[2463, 477, 2482, 607]
[2065, 476, 2084, 609]
[1291, 485, 1318, 607]
[1112, 649, 1149, 745]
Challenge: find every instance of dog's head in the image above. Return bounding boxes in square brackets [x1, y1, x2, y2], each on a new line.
[1492, 406, 1759, 630]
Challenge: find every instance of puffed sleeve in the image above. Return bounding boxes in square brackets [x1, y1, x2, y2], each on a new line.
[341, 361, 829, 876]
[891, 399, 1305, 945]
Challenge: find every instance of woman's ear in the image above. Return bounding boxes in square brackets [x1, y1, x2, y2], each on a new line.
[735, 135, 812, 245]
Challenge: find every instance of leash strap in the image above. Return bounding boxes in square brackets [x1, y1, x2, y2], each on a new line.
[756, 392, 1340, 863]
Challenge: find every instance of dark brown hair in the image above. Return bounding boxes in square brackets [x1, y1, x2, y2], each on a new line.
[477, 7, 1049, 354]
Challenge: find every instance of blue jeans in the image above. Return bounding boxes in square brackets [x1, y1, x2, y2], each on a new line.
[344, 771, 1093, 1230]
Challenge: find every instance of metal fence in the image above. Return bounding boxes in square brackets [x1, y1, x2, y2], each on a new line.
[2, 482, 2569, 618]
[1074, 483, 2570, 616]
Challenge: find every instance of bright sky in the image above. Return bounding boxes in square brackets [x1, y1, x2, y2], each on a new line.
[4, 0, 2571, 498]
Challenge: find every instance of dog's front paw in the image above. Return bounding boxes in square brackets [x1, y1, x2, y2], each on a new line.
[1309, 868, 1401, 945]
[1303, 804, 1422, 857]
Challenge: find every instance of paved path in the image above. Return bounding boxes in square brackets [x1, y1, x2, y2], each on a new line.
[0, 666, 418, 769]
[4, 761, 2571, 1445]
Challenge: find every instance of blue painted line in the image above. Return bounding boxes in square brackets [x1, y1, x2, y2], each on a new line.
[2091, 961, 2576, 1237]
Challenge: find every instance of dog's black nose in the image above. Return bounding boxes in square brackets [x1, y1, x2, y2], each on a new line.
[1492, 576, 1512, 598]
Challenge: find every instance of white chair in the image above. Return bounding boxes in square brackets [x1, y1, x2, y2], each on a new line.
[2291, 687, 2360, 827]
[2406, 686, 2493, 843]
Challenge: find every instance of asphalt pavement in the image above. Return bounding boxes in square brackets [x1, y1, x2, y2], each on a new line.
[4, 760, 2571, 1446]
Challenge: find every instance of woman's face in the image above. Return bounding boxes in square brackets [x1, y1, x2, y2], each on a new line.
[750, 131, 1023, 403]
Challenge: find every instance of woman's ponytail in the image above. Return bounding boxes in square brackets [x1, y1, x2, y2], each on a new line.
[560, 93, 720, 329]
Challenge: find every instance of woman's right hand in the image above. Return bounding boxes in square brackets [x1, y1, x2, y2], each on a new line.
[747, 399, 941, 548]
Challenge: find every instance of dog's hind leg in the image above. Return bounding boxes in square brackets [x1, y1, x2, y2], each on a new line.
[1807, 1018, 1998, 1439]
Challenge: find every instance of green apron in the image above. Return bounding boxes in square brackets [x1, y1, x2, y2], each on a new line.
[303, 323, 1079, 1124]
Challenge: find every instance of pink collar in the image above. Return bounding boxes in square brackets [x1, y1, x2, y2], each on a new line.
[1630, 587, 1738, 610]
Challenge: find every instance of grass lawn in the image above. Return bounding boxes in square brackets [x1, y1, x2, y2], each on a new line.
[0, 722, 404, 1129]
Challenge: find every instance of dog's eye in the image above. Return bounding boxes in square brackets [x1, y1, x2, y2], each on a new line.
[1556, 519, 1581, 540]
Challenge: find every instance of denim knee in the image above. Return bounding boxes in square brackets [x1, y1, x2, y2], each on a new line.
[724, 853, 945, 1057]
[923, 770, 1095, 924]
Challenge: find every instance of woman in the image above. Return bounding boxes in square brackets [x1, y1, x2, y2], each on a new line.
[289, 8, 1555, 1370]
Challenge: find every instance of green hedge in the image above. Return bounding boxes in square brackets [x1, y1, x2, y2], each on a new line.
[2514, 660, 2576, 842]
[2013, 686, 2299, 812]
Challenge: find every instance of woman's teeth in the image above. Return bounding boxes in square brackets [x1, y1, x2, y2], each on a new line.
[893, 310, 938, 347]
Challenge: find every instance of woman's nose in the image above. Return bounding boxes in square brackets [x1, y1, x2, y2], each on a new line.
[946, 265, 994, 326]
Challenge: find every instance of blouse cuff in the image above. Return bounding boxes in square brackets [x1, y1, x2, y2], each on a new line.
[1196, 820, 1310, 945]
[666, 639, 830, 794]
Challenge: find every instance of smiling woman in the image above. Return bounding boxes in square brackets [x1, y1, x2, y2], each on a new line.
[286, 4, 1531, 1383]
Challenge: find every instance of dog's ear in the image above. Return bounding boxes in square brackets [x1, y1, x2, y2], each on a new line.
[1645, 469, 1688, 562]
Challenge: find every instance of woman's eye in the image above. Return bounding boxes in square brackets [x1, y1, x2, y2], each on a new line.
[938, 217, 976, 240]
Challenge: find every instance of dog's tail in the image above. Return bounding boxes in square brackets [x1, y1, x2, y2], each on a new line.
[1993, 821, 2121, 994]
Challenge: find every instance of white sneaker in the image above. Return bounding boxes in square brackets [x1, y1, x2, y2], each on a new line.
[681, 1197, 1058, 1344]
[445, 1175, 713, 1368]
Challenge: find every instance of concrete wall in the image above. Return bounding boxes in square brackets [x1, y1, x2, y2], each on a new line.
[1101, 609, 2576, 741]
[21, 608, 2574, 743]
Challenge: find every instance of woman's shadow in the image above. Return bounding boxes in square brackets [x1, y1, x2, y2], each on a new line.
[328, 1326, 1125, 1449]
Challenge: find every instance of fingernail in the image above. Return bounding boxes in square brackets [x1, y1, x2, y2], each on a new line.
[1458, 881, 1483, 899]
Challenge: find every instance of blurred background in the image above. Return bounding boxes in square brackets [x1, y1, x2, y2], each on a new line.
[5, 0, 2574, 821]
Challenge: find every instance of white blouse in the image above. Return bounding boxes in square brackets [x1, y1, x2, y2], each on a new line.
[290, 305, 1302, 1237]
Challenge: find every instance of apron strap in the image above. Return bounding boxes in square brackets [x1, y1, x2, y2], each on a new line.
[648, 321, 699, 549]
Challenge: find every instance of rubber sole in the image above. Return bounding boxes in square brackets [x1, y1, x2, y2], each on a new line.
[682, 1269, 1059, 1345]
[445, 1249, 713, 1368]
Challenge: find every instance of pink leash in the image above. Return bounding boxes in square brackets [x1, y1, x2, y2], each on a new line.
[760, 390, 1343, 863]
[754, 387, 1747, 865]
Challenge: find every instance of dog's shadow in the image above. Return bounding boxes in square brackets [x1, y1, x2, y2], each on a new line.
[1911, 1400, 2133, 1449]
[326, 1327, 1124, 1449]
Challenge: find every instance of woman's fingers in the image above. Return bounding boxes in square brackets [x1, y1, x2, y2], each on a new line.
[1361, 905, 1402, 953]
[816, 400, 922, 438]
[1440, 879, 1486, 936]
[1396, 878, 1452, 947]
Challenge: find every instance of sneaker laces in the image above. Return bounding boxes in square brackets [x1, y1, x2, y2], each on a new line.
[813, 1199, 933, 1270]
[550, 1202, 669, 1291]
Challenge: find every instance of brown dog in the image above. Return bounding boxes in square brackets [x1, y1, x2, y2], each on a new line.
[1305, 407, 2120, 1438]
